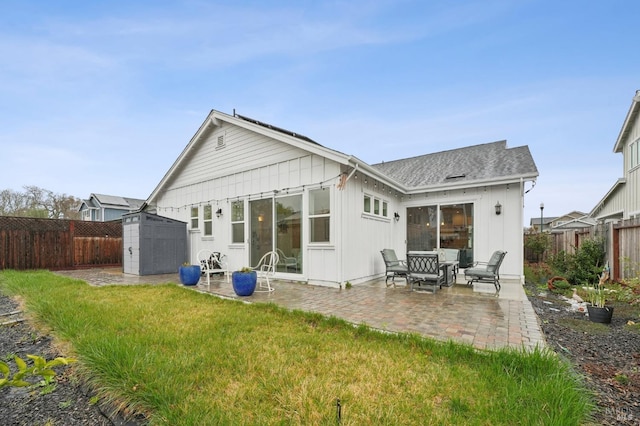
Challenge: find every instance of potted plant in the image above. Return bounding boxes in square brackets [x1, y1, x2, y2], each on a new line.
[586, 269, 613, 324]
[179, 262, 201, 286]
[231, 267, 257, 296]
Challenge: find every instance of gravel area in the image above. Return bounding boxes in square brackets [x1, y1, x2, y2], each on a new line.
[525, 280, 640, 426]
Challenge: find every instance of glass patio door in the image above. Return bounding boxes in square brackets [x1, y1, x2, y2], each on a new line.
[250, 199, 273, 267]
[250, 195, 303, 273]
[406, 203, 474, 253]
[276, 195, 302, 273]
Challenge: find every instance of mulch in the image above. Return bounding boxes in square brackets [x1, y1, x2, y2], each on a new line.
[525, 281, 640, 426]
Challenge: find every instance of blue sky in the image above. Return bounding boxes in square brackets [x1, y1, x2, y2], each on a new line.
[0, 1, 637, 225]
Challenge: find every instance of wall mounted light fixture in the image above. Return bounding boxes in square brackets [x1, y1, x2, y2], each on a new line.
[394, 212, 400, 222]
[216, 208, 223, 218]
[495, 202, 502, 215]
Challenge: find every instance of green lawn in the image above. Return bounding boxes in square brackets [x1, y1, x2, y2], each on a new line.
[0, 270, 594, 425]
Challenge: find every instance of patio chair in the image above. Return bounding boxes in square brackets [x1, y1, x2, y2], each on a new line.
[406, 251, 445, 293]
[253, 250, 280, 292]
[276, 248, 298, 272]
[197, 249, 229, 285]
[464, 250, 507, 291]
[380, 249, 408, 287]
[440, 248, 460, 280]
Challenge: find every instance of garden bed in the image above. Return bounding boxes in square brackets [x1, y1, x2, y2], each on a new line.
[525, 280, 640, 426]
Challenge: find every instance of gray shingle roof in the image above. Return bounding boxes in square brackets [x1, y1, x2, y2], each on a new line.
[370, 140, 538, 188]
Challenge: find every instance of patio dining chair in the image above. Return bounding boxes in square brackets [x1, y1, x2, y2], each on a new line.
[380, 249, 408, 287]
[276, 248, 298, 272]
[406, 251, 444, 293]
[197, 249, 230, 285]
[253, 250, 280, 292]
[464, 250, 507, 291]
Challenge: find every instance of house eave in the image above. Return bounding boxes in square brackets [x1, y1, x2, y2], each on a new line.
[404, 173, 538, 195]
[613, 90, 640, 153]
[147, 110, 352, 205]
[589, 178, 626, 217]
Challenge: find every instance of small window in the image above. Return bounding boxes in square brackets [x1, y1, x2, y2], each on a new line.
[363, 194, 390, 218]
[190, 207, 199, 229]
[309, 189, 330, 243]
[364, 195, 371, 213]
[231, 201, 245, 243]
[203, 205, 212, 236]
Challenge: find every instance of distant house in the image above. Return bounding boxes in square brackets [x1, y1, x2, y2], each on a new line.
[79, 194, 145, 222]
[551, 211, 596, 231]
[144, 109, 538, 287]
[529, 216, 556, 233]
[591, 90, 640, 221]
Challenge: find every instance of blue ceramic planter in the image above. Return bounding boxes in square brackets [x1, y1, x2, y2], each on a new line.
[179, 265, 201, 286]
[232, 271, 257, 296]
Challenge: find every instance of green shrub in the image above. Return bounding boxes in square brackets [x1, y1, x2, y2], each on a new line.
[548, 238, 605, 286]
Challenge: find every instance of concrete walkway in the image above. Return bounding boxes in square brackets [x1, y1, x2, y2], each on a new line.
[54, 268, 545, 351]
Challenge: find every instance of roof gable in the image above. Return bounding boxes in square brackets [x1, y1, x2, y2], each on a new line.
[614, 90, 640, 153]
[147, 110, 351, 204]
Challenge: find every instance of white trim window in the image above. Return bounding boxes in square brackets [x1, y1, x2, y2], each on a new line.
[203, 205, 213, 236]
[309, 188, 330, 243]
[231, 201, 245, 244]
[363, 194, 389, 218]
[630, 138, 640, 169]
[190, 206, 199, 229]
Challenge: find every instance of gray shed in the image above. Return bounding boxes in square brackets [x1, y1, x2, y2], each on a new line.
[122, 212, 187, 275]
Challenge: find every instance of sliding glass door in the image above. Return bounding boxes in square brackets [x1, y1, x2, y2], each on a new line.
[250, 195, 303, 273]
[250, 199, 273, 267]
[406, 203, 473, 252]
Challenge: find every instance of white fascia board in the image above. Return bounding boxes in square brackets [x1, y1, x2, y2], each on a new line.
[147, 110, 352, 205]
[613, 92, 640, 153]
[347, 156, 406, 193]
[588, 178, 626, 217]
[404, 173, 538, 195]
[217, 110, 351, 165]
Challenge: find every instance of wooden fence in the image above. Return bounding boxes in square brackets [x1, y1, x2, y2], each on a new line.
[525, 218, 640, 281]
[0, 216, 122, 270]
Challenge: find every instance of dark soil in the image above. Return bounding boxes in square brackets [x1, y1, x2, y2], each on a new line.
[524, 280, 640, 426]
[2, 286, 639, 425]
[0, 294, 141, 426]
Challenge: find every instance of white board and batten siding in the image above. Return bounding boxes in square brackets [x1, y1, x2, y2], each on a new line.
[154, 119, 345, 285]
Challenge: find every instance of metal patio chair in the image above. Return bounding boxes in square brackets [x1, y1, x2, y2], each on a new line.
[464, 250, 507, 291]
[276, 248, 298, 272]
[380, 249, 408, 287]
[406, 251, 445, 293]
[253, 250, 280, 292]
[197, 249, 229, 285]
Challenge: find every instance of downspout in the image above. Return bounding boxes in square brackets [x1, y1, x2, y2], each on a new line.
[336, 164, 358, 288]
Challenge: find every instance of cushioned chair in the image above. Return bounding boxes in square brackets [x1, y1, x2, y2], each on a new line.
[380, 249, 408, 287]
[197, 249, 229, 285]
[406, 251, 444, 293]
[464, 250, 507, 291]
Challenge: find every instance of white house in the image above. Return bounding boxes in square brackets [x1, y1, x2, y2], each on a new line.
[144, 109, 538, 288]
[590, 90, 640, 221]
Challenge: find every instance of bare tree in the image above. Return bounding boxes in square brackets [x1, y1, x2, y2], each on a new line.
[0, 186, 81, 219]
